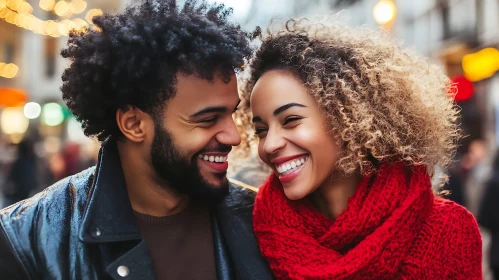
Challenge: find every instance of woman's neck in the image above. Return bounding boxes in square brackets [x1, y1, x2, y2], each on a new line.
[310, 172, 361, 220]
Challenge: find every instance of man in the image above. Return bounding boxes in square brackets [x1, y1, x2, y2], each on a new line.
[0, 1, 272, 279]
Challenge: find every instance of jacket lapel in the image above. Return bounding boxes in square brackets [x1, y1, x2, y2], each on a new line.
[212, 211, 236, 280]
[215, 183, 274, 280]
[105, 241, 155, 280]
[78, 139, 155, 279]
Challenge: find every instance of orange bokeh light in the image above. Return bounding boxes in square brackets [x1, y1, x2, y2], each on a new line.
[0, 88, 28, 107]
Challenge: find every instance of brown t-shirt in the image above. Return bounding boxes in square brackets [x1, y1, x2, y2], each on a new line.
[133, 203, 217, 280]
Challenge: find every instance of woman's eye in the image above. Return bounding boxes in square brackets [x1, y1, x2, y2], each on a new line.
[283, 116, 302, 125]
[254, 128, 268, 138]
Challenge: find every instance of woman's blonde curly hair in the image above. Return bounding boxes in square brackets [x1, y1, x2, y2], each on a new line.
[235, 17, 461, 176]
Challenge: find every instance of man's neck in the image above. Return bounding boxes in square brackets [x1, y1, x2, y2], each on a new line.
[117, 141, 189, 217]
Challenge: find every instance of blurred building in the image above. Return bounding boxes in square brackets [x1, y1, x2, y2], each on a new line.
[0, 0, 121, 162]
[1, 0, 498, 165]
[236, 0, 499, 158]
[396, 0, 499, 158]
[0, 0, 116, 189]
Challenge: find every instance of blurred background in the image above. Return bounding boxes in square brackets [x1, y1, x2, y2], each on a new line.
[1, 0, 499, 278]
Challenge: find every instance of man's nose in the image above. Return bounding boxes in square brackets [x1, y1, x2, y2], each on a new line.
[216, 116, 242, 146]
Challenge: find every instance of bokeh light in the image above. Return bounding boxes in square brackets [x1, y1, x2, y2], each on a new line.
[54, 1, 69, 17]
[39, 0, 56, 11]
[85, 8, 103, 24]
[463, 48, 499, 82]
[1, 107, 29, 135]
[373, 0, 396, 26]
[42, 103, 65, 127]
[0, 63, 19, 78]
[24, 102, 42, 119]
[70, 0, 87, 14]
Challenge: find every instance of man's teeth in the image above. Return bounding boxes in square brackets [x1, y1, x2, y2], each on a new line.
[198, 154, 228, 163]
[277, 157, 307, 174]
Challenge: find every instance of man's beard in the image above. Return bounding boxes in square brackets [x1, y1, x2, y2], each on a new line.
[150, 122, 230, 203]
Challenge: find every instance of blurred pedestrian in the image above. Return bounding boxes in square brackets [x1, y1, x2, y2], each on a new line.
[236, 17, 482, 279]
[479, 151, 499, 280]
[446, 139, 489, 214]
[1, 139, 38, 208]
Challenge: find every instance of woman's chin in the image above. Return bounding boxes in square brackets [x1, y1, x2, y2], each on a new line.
[282, 185, 310, 201]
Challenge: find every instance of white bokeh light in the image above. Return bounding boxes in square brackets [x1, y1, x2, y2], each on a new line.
[24, 102, 42, 119]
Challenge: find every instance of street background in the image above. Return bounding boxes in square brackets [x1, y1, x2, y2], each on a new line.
[1, 0, 498, 279]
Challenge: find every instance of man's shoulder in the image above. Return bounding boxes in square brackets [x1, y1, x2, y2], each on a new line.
[224, 178, 259, 209]
[0, 167, 97, 279]
[0, 167, 95, 232]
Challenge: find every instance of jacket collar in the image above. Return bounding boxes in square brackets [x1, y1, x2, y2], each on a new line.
[79, 138, 141, 243]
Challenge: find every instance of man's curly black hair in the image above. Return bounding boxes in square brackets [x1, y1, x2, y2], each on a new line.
[61, 0, 252, 141]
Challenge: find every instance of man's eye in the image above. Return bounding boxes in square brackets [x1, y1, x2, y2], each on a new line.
[199, 117, 218, 123]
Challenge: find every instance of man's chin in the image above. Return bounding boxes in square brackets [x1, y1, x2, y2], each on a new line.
[201, 171, 228, 188]
[189, 183, 229, 203]
[180, 171, 227, 202]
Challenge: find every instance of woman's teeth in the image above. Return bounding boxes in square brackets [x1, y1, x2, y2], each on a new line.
[198, 154, 228, 163]
[276, 157, 307, 174]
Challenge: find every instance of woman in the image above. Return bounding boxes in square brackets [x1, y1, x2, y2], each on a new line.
[236, 19, 482, 279]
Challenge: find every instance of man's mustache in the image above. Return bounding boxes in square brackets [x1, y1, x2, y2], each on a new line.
[198, 144, 232, 154]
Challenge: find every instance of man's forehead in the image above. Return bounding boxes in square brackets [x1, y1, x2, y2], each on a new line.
[176, 71, 237, 86]
[167, 73, 239, 114]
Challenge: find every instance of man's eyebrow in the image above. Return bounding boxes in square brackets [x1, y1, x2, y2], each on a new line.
[190, 106, 228, 117]
[190, 99, 241, 117]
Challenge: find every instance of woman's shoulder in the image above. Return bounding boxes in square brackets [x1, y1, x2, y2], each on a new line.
[431, 196, 470, 214]
[422, 197, 481, 250]
[416, 196, 482, 278]
[428, 196, 480, 235]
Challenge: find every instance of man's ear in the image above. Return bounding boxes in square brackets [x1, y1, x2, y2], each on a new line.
[116, 106, 151, 143]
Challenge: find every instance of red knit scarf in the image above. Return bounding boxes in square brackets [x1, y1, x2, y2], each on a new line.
[253, 162, 434, 280]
